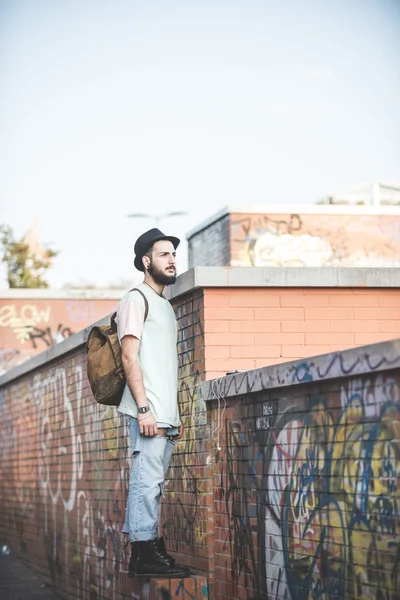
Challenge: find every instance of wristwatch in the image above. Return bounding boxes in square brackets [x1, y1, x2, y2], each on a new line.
[138, 405, 150, 414]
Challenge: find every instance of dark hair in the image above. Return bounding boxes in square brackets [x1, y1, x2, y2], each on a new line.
[142, 244, 154, 269]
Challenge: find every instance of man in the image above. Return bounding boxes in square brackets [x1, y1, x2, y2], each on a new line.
[116, 228, 190, 578]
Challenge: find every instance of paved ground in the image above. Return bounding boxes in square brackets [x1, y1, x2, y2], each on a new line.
[0, 550, 61, 600]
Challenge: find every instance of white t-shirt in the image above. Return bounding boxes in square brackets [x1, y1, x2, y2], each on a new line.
[116, 283, 180, 427]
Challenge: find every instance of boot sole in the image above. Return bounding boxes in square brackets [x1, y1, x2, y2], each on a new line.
[128, 571, 192, 579]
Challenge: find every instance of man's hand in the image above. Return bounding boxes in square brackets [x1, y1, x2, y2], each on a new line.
[176, 422, 184, 440]
[138, 411, 158, 437]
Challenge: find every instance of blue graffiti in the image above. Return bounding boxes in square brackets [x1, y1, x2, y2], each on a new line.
[281, 393, 400, 600]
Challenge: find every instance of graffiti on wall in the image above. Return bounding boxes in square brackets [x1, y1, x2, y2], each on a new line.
[0, 298, 119, 374]
[161, 292, 210, 554]
[230, 213, 400, 267]
[28, 323, 73, 349]
[0, 291, 207, 598]
[213, 350, 400, 599]
[0, 361, 133, 599]
[65, 300, 96, 324]
[205, 342, 400, 401]
[0, 304, 51, 343]
[266, 380, 399, 600]
[0, 303, 73, 350]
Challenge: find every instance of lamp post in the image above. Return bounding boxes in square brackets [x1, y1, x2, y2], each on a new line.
[126, 211, 188, 228]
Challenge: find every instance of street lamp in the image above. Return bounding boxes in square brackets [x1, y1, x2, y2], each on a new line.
[126, 211, 188, 228]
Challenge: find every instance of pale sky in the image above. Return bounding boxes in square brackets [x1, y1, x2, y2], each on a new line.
[1, 0, 399, 288]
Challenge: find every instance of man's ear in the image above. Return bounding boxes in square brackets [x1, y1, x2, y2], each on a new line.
[142, 255, 150, 270]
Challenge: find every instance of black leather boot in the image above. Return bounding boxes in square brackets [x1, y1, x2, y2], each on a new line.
[156, 537, 191, 574]
[128, 539, 191, 578]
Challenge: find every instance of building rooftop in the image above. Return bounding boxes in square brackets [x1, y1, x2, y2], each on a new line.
[318, 181, 400, 206]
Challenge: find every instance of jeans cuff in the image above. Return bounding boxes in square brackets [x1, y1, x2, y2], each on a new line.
[130, 530, 157, 542]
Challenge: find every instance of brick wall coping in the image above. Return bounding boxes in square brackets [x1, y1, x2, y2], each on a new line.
[0, 288, 126, 299]
[186, 204, 400, 238]
[1, 266, 399, 386]
[203, 338, 400, 400]
[165, 266, 400, 300]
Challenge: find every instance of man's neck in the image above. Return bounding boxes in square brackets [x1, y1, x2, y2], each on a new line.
[143, 276, 164, 297]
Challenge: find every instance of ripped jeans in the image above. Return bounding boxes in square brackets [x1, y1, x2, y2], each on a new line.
[122, 415, 177, 542]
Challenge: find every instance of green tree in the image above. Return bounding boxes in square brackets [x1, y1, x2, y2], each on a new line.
[0, 225, 58, 288]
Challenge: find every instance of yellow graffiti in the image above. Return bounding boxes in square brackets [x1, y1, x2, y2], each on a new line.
[285, 396, 400, 600]
[103, 407, 119, 459]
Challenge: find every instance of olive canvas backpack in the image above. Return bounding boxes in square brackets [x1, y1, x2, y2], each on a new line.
[85, 288, 149, 406]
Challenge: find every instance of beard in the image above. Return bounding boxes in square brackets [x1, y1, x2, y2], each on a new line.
[147, 261, 177, 286]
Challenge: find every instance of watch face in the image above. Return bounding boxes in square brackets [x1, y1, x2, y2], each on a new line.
[138, 406, 149, 414]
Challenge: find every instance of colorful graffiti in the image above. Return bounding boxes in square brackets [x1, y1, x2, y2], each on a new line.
[213, 364, 400, 599]
[230, 213, 400, 268]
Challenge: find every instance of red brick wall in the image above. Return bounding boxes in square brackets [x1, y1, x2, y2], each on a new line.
[0, 297, 118, 374]
[0, 350, 131, 599]
[208, 347, 400, 600]
[1, 285, 399, 600]
[204, 288, 400, 379]
[161, 290, 214, 577]
[0, 288, 210, 600]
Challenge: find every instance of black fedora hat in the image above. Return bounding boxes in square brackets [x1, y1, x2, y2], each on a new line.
[134, 228, 180, 272]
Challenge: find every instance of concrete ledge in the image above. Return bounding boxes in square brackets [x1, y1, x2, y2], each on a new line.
[166, 266, 400, 299]
[203, 338, 400, 400]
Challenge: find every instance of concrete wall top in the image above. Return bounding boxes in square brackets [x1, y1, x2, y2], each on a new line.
[1, 266, 399, 386]
[203, 338, 400, 399]
[165, 266, 400, 299]
[186, 204, 400, 238]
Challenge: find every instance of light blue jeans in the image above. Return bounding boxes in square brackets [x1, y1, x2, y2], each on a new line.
[122, 416, 177, 542]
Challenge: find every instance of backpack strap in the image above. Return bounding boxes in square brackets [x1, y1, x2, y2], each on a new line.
[110, 287, 149, 331]
[128, 287, 149, 322]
